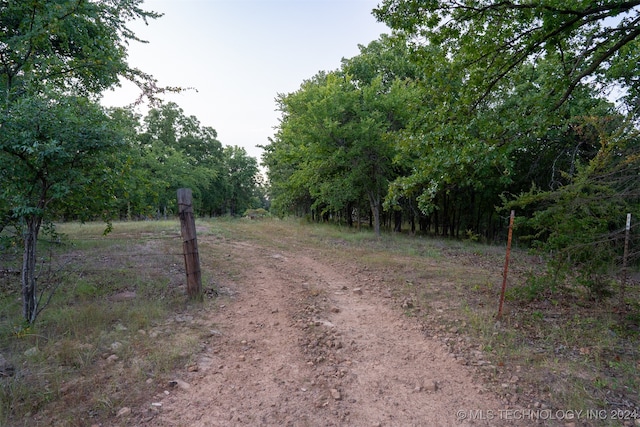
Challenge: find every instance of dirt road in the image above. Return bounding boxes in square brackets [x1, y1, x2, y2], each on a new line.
[142, 237, 518, 427]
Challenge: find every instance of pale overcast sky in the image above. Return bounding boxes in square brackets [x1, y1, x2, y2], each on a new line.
[101, 0, 389, 163]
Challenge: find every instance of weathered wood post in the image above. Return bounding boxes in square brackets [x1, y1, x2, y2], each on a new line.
[177, 188, 202, 300]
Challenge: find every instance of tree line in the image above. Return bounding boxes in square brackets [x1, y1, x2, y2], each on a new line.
[0, 0, 263, 323]
[262, 1, 640, 299]
[108, 102, 265, 220]
[2, 0, 640, 322]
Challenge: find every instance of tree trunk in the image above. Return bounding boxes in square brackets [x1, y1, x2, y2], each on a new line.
[433, 197, 439, 235]
[346, 203, 353, 228]
[420, 215, 428, 233]
[368, 191, 381, 236]
[410, 204, 419, 234]
[442, 193, 449, 237]
[394, 210, 402, 233]
[22, 215, 42, 323]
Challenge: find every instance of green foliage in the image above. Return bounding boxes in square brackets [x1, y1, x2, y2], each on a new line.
[132, 102, 224, 216]
[0, 0, 165, 323]
[107, 102, 263, 220]
[0, 94, 127, 219]
[221, 145, 262, 216]
[509, 118, 640, 299]
[374, 0, 640, 109]
[0, 0, 162, 103]
[264, 35, 417, 234]
[370, 0, 640, 244]
[0, 92, 132, 323]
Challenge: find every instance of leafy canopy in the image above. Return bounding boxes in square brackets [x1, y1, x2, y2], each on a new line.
[374, 0, 640, 110]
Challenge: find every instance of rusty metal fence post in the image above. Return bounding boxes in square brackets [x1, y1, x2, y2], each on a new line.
[497, 210, 515, 319]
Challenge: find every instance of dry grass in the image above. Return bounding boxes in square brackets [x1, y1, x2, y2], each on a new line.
[0, 217, 638, 426]
[0, 220, 212, 426]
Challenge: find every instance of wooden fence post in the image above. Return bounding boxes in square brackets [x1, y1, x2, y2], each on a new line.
[177, 188, 202, 300]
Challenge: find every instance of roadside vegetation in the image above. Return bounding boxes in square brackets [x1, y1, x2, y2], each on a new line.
[1, 1, 640, 424]
[0, 219, 637, 426]
[0, 221, 213, 426]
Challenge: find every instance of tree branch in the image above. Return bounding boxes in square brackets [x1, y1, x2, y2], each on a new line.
[554, 25, 640, 109]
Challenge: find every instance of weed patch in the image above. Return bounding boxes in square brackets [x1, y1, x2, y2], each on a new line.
[0, 220, 208, 426]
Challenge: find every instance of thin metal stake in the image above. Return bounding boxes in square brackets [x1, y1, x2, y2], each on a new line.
[497, 210, 515, 319]
[620, 213, 631, 312]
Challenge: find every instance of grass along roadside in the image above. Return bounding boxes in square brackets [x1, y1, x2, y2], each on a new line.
[217, 218, 640, 425]
[0, 220, 214, 426]
[0, 217, 638, 426]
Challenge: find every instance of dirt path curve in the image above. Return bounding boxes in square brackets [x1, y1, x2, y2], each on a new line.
[143, 239, 517, 427]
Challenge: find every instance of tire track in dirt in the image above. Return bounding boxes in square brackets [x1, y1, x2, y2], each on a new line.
[145, 241, 324, 426]
[286, 253, 514, 427]
[141, 239, 518, 427]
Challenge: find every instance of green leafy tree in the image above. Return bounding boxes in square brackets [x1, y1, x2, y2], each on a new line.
[221, 146, 260, 216]
[136, 102, 223, 217]
[374, 0, 640, 109]
[265, 36, 416, 234]
[341, 34, 422, 232]
[0, 0, 161, 323]
[0, 94, 127, 322]
[103, 106, 152, 220]
[266, 71, 391, 233]
[508, 117, 640, 298]
[374, 0, 640, 298]
[383, 47, 619, 238]
[261, 130, 315, 218]
[0, 0, 162, 104]
[127, 103, 261, 219]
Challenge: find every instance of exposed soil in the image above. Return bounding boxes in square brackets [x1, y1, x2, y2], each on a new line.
[136, 237, 525, 427]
